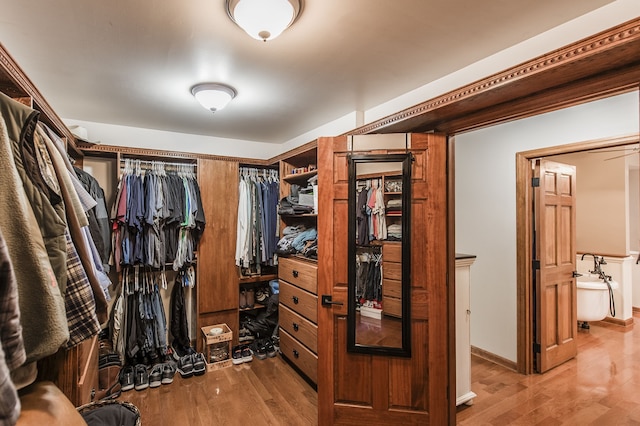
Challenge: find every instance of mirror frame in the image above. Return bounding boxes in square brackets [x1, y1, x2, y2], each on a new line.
[347, 153, 412, 357]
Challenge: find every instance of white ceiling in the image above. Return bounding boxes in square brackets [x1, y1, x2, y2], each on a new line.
[0, 0, 615, 144]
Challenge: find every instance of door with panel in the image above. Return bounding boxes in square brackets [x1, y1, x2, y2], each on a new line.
[533, 159, 577, 373]
[317, 134, 453, 425]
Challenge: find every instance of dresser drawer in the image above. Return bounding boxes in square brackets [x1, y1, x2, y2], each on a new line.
[383, 242, 402, 262]
[280, 329, 318, 384]
[383, 296, 402, 318]
[383, 278, 402, 298]
[280, 281, 318, 323]
[384, 261, 402, 281]
[279, 304, 318, 353]
[278, 257, 317, 294]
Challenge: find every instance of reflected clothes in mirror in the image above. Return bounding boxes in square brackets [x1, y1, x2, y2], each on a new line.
[355, 251, 382, 307]
[356, 181, 386, 244]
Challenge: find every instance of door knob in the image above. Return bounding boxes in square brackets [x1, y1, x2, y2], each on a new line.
[321, 295, 344, 307]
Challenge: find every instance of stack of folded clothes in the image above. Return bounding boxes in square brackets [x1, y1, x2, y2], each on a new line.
[278, 184, 314, 215]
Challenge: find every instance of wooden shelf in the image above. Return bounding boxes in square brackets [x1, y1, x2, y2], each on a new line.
[238, 273, 277, 284]
[240, 303, 266, 312]
[283, 169, 317, 182]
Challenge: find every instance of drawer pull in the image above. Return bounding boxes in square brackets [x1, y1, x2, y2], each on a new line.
[292, 295, 299, 304]
[293, 349, 299, 358]
[292, 322, 299, 331]
[292, 270, 299, 278]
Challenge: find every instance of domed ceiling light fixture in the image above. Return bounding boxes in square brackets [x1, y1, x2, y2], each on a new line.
[191, 83, 237, 113]
[226, 0, 302, 42]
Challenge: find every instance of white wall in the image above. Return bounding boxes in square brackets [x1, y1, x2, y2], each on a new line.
[551, 150, 629, 256]
[454, 91, 639, 363]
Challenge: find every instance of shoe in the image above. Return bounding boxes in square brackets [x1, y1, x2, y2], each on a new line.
[177, 354, 194, 378]
[171, 340, 195, 361]
[239, 289, 247, 309]
[120, 365, 135, 392]
[232, 345, 244, 365]
[246, 288, 255, 308]
[149, 364, 162, 388]
[254, 341, 267, 360]
[192, 353, 206, 376]
[238, 326, 254, 343]
[241, 346, 253, 363]
[134, 364, 149, 391]
[161, 362, 176, 384]
[264, 340, 277, 358]
[255, 288, 268, 303]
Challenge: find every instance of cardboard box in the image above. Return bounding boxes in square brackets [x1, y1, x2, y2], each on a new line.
[201, 324, 233, 371]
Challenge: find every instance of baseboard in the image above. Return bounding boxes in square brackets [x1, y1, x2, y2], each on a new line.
[470, 346, 517, 372]
[596, 316, 634, 328]
[633, 306, 640, 315]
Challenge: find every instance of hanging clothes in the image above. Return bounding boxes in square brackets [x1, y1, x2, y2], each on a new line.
[0, 93, 69, 366]
[111, 160, 205, 272]
[235, 168, 279, 272]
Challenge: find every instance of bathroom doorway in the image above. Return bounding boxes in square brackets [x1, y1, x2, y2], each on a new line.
[516, 135, 639, 374]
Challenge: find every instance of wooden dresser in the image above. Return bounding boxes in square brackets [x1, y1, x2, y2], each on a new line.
[382, 241, 402, 318]
[278, 256, 318, 384]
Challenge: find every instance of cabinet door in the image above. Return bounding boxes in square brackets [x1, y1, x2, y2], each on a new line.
[197, 159, 239, 338]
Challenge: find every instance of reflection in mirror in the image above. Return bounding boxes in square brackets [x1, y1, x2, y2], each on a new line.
[347, 153, 411, 357]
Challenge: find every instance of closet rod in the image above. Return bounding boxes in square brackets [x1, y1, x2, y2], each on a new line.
[120, 158, 196, 168]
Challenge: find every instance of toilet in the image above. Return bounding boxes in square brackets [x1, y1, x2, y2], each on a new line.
[576, 274, 618, 323]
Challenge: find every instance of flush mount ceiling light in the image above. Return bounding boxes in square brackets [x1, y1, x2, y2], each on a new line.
[191, 83, 237, 113]
[226, 0, 302, 42]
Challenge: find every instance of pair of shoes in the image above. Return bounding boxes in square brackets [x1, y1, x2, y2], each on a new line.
[162, 362, 177, 384]
[231, 345, 253, 364]
[252, 339, 277, 360]
[177, 353, 207, 378]
[120, 365, 135, 392]
[149, 364, 163, 388]
[134, 364, 149, 391]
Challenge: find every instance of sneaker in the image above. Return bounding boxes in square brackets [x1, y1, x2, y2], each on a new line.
[192, 353, 206, 376]
[120, 365, 135, 392]
[161, 362, 176, 384]
[149, 364, 163, 388]
[254, 342, 267, 360]
[134, 364, 149, 391]
[232, 345, 244, 365]
[241, 346, 253, 363]
[177, 354, 194, 378]
[171, 340, 196, 361]
[238, 326, 254, 343]
[264, 340, 277, 358]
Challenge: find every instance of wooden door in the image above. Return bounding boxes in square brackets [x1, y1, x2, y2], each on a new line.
[317, 134, 453, 425]
[534, 159, 577, 373]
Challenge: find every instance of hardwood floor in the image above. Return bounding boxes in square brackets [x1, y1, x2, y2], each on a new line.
[458, 315, 640, 425]
[120, 315, 640, 425]
[121, 355, 317, 426]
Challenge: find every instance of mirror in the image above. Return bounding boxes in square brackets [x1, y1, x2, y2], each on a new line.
[347, 153, 412, 356]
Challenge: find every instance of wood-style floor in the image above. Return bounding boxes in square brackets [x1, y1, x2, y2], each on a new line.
[458, 314, 640, 425]
[122, 355, 317, 425]
[121, 314, 640, 425]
